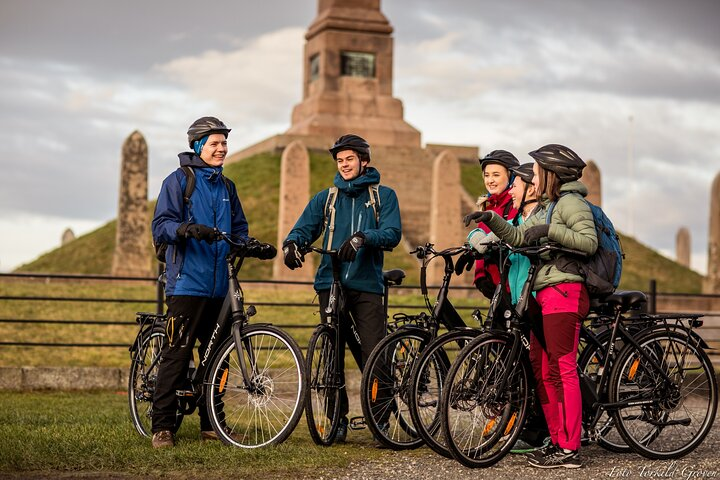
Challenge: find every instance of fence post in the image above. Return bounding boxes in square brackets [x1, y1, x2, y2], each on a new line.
[156, 263, 165, 315]
[648, 279, 657, 314]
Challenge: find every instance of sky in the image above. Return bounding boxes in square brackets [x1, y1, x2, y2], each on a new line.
[1, 0, 719, 274]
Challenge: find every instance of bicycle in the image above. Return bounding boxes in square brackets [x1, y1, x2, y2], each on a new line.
[440, 242, 717, 467]
[128, 232, 307, 448]
[302, 245, 405, 446]
[361, 243, 475, 450]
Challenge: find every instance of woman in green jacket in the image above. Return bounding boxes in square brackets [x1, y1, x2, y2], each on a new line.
[464, 144, 597, 469]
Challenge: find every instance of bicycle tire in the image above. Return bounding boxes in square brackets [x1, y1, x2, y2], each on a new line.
[205, 324, 306, 448]
[609, 329, 718, 459]
[128, 329, 166, 437]
[408, 329, 481, 458]
[441, 334, 530, 468]
[305, 325, 343, 446]
[360, 327, 431, 450]
[577, 330, 631, 453]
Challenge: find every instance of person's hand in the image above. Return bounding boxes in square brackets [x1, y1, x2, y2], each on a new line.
[177, 223, 217, 244]
[338, 232, 366, 262]
[463, 211, 492, 227]
[523, 224, 550, 245]
[454, 250, 476, 276]
[282, 241, 304, 269]
[249, 241, 277, 260]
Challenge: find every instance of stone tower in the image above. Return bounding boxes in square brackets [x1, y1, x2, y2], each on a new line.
[676, 227, 691, 268]
[286, 0, 421, 147]
[111, 131, 151, 277]
[704, 172, 720, 293]
[581, 160, 602, 207]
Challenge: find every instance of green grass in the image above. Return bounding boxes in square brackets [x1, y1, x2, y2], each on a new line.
[0, 391, 388, 477]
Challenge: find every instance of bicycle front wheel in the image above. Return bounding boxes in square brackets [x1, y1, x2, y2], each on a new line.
[409, 329, 481, 458]
[205, 325, 306, 448]
[128, 329, 165, 437]
[305, 325, 342, 446]
[441, 334, 530, 468]
[609, 330, 718, 459]
[361, 328, 431, 450]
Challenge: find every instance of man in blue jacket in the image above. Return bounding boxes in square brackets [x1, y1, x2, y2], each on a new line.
[150, 116, 249, 448]
[283, 134, 402, 443]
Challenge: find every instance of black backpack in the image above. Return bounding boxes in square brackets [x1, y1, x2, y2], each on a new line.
[153, 166, 233, 263]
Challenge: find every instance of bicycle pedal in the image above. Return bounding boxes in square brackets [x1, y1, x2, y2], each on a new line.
[175, 389, 194, 397]
[349, 416, 366, 430]
[418, 399, 438, 408]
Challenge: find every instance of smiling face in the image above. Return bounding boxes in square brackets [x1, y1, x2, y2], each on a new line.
[510, 176, 537, 212]
[335, 149, 368, 181]
[483, 163, 510, 195]
[199, 133, 228, 167]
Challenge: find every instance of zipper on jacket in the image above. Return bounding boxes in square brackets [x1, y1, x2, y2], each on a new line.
[551, 285, 569, 297]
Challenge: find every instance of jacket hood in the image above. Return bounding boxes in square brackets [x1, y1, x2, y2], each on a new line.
[334, 166, 381, 196]
[178, 151, 223, 170]
[559, 180, 588, 196]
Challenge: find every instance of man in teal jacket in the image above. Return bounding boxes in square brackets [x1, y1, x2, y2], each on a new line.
[283, 134, 402, 442]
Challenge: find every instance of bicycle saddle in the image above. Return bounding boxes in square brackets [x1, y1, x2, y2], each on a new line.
[383, 269, 406, 286]
[601, 290, 647, 313]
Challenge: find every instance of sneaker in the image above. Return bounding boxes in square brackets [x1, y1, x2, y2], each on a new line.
[332, 418, 349, 444]
[528, 448, 582, 469]
[525, 441, 558, 461]
[152, 430, 175, 449]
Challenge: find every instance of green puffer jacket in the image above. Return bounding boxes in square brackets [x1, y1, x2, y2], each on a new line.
[484, 181, 598, 291]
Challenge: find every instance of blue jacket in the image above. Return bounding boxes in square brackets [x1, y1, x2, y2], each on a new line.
[152, 152, 249, 297]
[507, 216, 531, 305]
[284, 167, 402, 294]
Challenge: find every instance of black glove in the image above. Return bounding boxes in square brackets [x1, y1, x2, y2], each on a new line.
[282, 241, 304, 270]
[177, 223, 217, 244]
[463, 211, 492, 227]
[454, 250, 476, 276]
[523, 224, 550, 245]
[338, 232, 366, 262]
[250, 242, 277, 260]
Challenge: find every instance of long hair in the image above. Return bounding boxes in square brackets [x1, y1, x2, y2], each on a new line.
[537, 165, 562, 202]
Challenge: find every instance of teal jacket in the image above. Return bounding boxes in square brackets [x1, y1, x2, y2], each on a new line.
[284, 167, 402, 294]
[507, 216, 531, 305]
[485, 181, 597, 292]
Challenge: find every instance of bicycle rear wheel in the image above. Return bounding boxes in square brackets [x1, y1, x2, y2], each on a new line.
[361, 328, 431, 450]
[441, 334, 530, 468]
[409, 329, 480, 458]
[205, 324, 306, 448]
[609, 330, 718, 459]
[305, 325, 342, 446]
[128, 329, 165, 437]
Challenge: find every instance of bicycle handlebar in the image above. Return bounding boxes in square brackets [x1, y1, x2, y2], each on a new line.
[477, 239, 589, 258]
[217, 231, 277, 260]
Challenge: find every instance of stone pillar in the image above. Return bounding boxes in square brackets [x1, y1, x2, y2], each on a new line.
[581, 160, 602, 207]
[111, 131, 151, 277]
[273, 140, 313, 281]
[676, 227, 691, 268]
[61, 228, 75, 246]
[428, 150, 462, 286]
[704, 172, 720, 293]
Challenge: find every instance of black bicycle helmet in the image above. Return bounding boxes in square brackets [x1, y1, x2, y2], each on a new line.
[329, 134, 371, 162]
[187, 116, 231, 148]
[528, 144, 586, 182]
[509, 162, 534, 184]
[479, 150, 520, 171]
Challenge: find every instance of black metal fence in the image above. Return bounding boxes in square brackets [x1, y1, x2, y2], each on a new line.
[1, 272, 718, 363]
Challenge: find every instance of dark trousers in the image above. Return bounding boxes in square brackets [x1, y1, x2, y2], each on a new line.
[318, 289, 386, 420]
[152, 295, 224, 433]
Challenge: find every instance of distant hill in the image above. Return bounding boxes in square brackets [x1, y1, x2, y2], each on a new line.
[17, 152, 703, 293]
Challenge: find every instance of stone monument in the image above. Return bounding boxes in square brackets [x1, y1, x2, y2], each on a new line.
[428, 150, 462, 285]
[273, 140, 313, 281]
[61, 228, 75, 246]
[286, 0, 421, 147]
[581, 160, 602, 207]
[676, 227, 691, 268]
[111, 131, 151, 277]
[704, 172, 720, 293]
